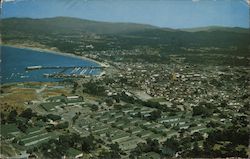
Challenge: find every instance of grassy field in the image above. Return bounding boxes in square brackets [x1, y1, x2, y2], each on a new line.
[0, 87, 37, 113]
[43, 89, 70, 97]
[0, 82, 71, 113]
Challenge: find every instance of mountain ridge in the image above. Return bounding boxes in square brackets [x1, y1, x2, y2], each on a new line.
[180, 26, 249, 33]
[1, 16, 249, 56]
[2, 17, 249, 34]
[1, 16, 158, 34]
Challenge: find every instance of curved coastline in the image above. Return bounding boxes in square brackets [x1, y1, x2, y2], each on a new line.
[1, 44, 105, 67]
[1, 44, 108, 84]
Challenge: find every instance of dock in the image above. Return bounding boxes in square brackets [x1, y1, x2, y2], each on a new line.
[26, 65, 107, 79]
[26, 65, 107, 71]
[43, 74, 86, 79]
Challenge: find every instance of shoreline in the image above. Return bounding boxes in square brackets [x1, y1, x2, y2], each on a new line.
[1, 44, 107, 67]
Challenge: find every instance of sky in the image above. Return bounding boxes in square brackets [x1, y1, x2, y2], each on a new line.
[1, 0, 250, 28]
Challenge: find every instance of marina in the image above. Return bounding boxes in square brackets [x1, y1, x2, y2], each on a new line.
[26, 65, 106, 70]
[43, 73, 86, 79]
[26, 65, 107, 79]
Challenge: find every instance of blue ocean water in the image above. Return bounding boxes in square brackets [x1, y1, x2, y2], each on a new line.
[0, 46, 101, 83]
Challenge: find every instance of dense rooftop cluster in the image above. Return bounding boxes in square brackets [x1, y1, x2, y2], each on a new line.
[1, 52, 249, 158]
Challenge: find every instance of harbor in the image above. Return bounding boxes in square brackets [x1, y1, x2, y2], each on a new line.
[26, 65, 107, 70]
[1, 46, 106, 83]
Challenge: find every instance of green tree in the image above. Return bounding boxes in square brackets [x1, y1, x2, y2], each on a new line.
[91, 104, 99, 111]
[162, 137, 179, 157]
[7, 110, 17, 123]
[0, 112, 6, 124]
[191, 132, 203, 141]
[20, 108, 36, 119]
[99, 150, 121, 159]
[46, 114, 61, 121]
[55, 121, 69, 129]
[146, 138, 160, 152]
[109, 142, 123, 154]
[17, 121, 28, 133]
[80, 135, 95, 152]
[149, 110, 161, 121]
[192, 104, 212, 117]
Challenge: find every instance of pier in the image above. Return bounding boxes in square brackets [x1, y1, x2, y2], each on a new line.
[43, 73, 86, 79]
[26, 65, 107, 71]
[26, 65, 107, 79]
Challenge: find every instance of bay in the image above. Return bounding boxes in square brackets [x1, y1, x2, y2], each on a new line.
[0, 46, 101, 83]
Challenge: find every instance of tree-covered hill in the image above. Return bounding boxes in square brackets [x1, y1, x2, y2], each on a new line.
[1, 17, 249, 56]
[1, 17, 157, 35]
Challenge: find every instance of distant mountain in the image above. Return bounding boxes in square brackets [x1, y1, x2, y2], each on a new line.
[1, 17, 157, 34]
[181, 26, 249, 33]
[2, 17, 249, 35]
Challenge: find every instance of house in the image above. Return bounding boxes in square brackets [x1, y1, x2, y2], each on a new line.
[156, 126, 168, 133]
[93, 128, 109, 137]
[114, 112, 123, 119]
[66, 148, 83, 159]
[91, 125, 109, 134]
[130, 127, 143, 135]
[157, 116, 180, 124]
[66, 96, 84, 106]
[106, 118, 116, 124]
[166, 131, 178, 138]
[119, 137, 143, 151]
[122, 108, 134, 114]
[9, 151, 30, 159]
[110, 133, 130, 143]
[0, 124, 20, 140]
[148, 133, 163, 141]
[179, 123, 190, 129]
[130, 118, 142, 124]
[40, 102, 65, 112]
[190, 126, 207, 133]
[115, 121, 126, 128]
[138, 152, 161, 159]
[19, 128, 55, 147]
[47, 96, 67, 103]
[137, 120, 150, 126]
[138, 130, 153, 139]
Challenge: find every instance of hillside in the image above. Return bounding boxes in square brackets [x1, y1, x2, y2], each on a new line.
[121, 28, 250, 48]
[1, 17, 250, 56]
[1, 17, 157, 35]
[181, 26, 250, 33]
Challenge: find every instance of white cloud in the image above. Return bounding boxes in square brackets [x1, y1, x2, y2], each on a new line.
[3, 0, 16, 2]
[1, 0, 27, 9]
[240, 0, 250, 7]
[192, 0, 200, 2]
[3, 0, 27, 3]
[245, 0, 250, 5]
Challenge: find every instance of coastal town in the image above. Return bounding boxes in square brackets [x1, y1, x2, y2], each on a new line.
[1, 0, 250, 158]
[1, 50, 249, 158]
